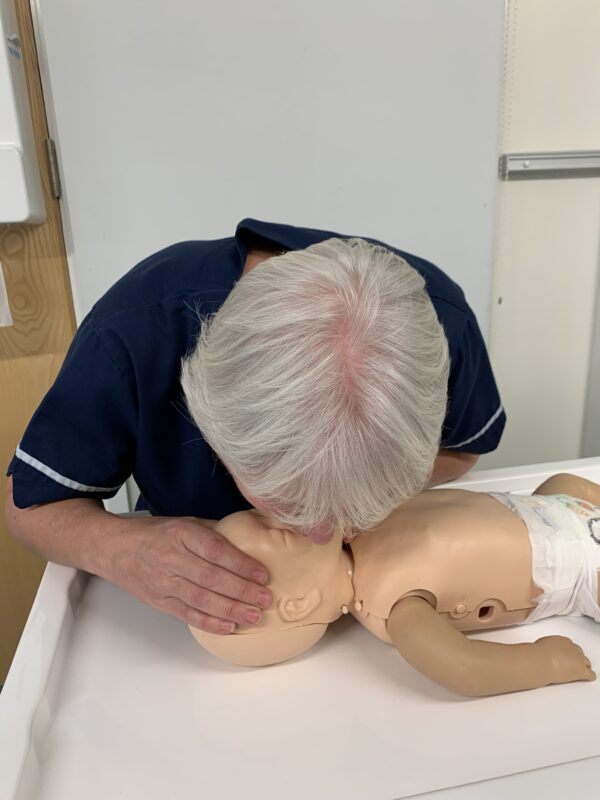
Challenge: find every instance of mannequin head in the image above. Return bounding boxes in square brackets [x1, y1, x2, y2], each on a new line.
[189, 509, 354, 666]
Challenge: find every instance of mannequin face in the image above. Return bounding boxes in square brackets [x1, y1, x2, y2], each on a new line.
[223, 510, 353, 628]
[267, 525, 352, 624]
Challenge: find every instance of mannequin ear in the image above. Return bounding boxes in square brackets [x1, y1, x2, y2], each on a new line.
[277, 588, 322, 623]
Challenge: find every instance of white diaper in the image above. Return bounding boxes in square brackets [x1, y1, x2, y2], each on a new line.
[488, 492, 600, 624]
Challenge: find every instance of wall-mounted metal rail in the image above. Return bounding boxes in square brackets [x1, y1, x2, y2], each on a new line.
[499, 150, 600, 179]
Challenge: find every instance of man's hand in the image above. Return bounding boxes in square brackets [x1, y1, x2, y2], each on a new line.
[107, 515, 272, 634]
[4, 477, 271, 634]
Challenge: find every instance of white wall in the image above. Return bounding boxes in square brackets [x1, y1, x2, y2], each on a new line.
[478, 0, 600, 470]
[582, 265, 600, 457]
[33, 0, 504, 334]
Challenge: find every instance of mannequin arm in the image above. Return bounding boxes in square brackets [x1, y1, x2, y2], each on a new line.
[387, 596, 596, 697]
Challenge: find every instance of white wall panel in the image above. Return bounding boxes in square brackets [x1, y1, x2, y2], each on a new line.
[487, 179, 600, 466]
[582, 266, 600, 457]
[32, 0, 504, 332]
[479, 0, 600, 470]
[506, 0, 600, 151]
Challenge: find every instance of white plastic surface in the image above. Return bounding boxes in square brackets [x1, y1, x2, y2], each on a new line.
[0, 0, 45, 223]
[2, 458, 600, 799]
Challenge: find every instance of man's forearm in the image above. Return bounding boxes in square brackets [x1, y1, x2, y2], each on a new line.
[4, 476, 217, 578]
[4, 476, 132, 578]
[428, 449, 478, 486]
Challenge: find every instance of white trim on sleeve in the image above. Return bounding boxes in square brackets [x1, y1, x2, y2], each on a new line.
[14, 445, 122, 493]
[444, 404, 505, 450]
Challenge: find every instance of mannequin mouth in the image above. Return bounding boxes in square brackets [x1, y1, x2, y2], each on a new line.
[296, 526, 335, 544]
[230, 472, 349, 545]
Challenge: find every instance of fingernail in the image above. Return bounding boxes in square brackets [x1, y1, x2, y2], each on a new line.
[252, 569, 268, 584]
[245, 609, 261, 625]
[220, 621, 235, 634]
[257, 590, 272, 609]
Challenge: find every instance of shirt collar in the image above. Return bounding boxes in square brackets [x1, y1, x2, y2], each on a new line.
[235, 218, 344, 258]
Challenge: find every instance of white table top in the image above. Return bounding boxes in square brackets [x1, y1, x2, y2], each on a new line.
[2, 457, 600, 799]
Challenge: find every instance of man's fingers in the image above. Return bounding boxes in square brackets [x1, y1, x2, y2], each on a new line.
[164, 597, 235, 634]
[182, 525, 270, 585]
[171, 576, 265, 626]
[174, 554, 272, 610]
[104, 516, 273, 631]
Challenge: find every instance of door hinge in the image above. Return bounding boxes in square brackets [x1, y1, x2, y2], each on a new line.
[45, 138, 62, 199]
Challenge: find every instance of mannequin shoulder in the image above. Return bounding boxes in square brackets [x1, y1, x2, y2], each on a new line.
[214, 509, 270, 543]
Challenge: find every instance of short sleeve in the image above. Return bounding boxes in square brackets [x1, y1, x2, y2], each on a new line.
[7, 316, 137, 508]
[441, 311, 506, 454]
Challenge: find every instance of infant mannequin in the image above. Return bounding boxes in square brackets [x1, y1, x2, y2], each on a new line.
[190, 473, 600, 696]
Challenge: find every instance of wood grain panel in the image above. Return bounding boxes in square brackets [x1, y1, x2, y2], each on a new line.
[0, 0, 76, 682]
[0, 354, 65, 673]
[0, 224, 75, 359]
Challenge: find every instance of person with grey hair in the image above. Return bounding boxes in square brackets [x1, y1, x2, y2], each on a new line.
[6, 219, 505, 637]
[182, 237, 449, 540]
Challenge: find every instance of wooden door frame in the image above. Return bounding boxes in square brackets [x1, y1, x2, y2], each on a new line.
[0, 0, 76, 682]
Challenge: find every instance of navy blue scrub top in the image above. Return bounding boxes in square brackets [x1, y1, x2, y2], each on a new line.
[8, 219, 506, 517]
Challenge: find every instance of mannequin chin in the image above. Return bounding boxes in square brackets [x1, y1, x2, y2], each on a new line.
[189, 623, 329, 667]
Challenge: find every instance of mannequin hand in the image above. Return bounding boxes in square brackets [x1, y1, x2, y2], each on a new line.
[106, 515, 272, 634]
[534, 635, 596, 686]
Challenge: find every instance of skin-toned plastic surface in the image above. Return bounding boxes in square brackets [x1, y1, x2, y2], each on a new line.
[190, 474, 600, 695]
[189, 510, 353, 664]
[190, 622, 329, 666]
[350, 487, 540, 640]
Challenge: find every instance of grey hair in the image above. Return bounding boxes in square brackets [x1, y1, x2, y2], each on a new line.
[181, 237, 449, 532]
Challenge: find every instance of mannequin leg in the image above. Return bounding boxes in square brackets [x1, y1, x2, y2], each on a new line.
[532, 473, 600, 506]
[532, 473, 600, 606]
